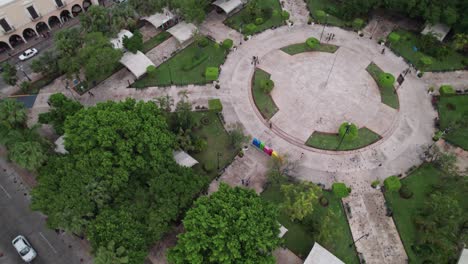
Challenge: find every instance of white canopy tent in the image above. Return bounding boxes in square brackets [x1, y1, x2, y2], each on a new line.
[421, 23, 450, 41]
[212, 0, 243, 14]
[173, 150, 199, 167]
[304, 243, 345, 264]
[119, 51, 155, 79]
[167, 22, 198, 44]
[143, 9, 175, 29]
[279, 225, 288, 238]
[54, 135, 68, 154]
[110, 29, 133, 50]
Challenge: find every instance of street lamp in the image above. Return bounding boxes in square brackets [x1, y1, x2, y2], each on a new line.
[16, 64, 31, 81]
[349, 233, 369, 248]
[319, 14, 329, 42]
[336, 122, 351, 150]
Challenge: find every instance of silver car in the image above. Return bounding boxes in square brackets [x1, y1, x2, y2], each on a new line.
[12, 235, 37, 262]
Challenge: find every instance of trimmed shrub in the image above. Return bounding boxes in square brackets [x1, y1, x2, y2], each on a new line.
[262, 7, 273, 19]
[208, 98, 223, 112]
[439, 85, 455, 96]
[272, 10, 280, 18]
[306, 37, 319, 49]
[332, 183, 350, 198]
[214, 43, 220, 49]
[338, 122, 358, 141]
[255, 17, 264, 25]
[260, 79, 274, 93]
[371, 180, 380, 188]
[319, 196, 329, 207]
[245, 23, 257, 35]
[197, 37, 209, 47]
[205, 67, 219, 81]
[419, 56, 433, 69]
[315, 10, 326, 23]
[399, 184, 413, 199]
[378, 72, 395, 89]
[387, 32, 400, 43]
[281, 10, 290, 20]
[384, 175, 401, 192]
[222, 39, 233, 50]
[146, 65, 156, 76]
[352, 18, 364, 30]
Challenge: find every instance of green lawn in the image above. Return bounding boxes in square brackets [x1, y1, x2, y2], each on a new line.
[306, 0, 346, 27]
[280, 43, 338, 55]
[188, 111, 237, 180]
[306, 127, 381, 150]
[261, 182, 359, 263]
[366, 63, 400, 109]
[142, 31, 172, 53]
[438, 95, 468, 150]
[224, 0, 284, 35]
[134, 39, 228, 88]
[385, 164, 468, 263]
[252, 69, 278, 120]
[388, 30, 466, 72]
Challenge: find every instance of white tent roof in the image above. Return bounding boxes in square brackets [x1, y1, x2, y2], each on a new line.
[212, 0, 243, 14]
[143, 9, 175, 29]
[458, 248, 468, 264]
[173, 150, 199, 167]
[167, 22, 198, 44]
[110, 29, 134, 50]
[279, 225, 288, 238]
[54, 135, 68, 154]
[119, 51, 155, 79]
[304, 243, 345, 264]
[421, 23, 450, 41]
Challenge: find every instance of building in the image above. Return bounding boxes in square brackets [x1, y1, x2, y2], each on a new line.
[0, 0, 98, 53]
[304, 243, 345, 264]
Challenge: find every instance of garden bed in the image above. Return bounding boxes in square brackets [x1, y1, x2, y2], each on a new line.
[224, 0, 284, 35]
[437, 95, 468, 150]
[366, 62, 399, 109]
[252, 69, 278, 120]
[133, 39, 228, 88]
[387, 30, 466, 72]
[281, 42, 338, 55]
[306, 127, 381, 150]
[261, 181, 359, 263]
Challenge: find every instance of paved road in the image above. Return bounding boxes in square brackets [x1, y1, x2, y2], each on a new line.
[0, 158, 92, 264]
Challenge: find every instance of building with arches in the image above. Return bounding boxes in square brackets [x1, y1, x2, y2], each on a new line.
[0, 0, 96, 53]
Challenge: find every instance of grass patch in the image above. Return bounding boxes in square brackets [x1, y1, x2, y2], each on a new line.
[189, 111, 237, 180]
[281, 42, 338, 55]
[384, 164, 467, 263]
[252, 69, 278, 120]
[366, 62, 400, 109]
[142, 31, 172, 53]
[306, 127, 381, 150]
[306, 0, 346, 27]
[134, 39, 228, 88]
[261, 182, 359, 263]
[224, 0, 284, 35]
[438, 95, 468, 150]
[388, 30, 466, 72]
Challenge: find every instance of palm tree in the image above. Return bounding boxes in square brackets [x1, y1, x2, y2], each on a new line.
[8, 141, 46, 170]
[0, 99, 27, 129]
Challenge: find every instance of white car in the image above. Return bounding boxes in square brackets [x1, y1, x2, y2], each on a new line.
[12, 235, 37, 262]
[18, 48, 38, 61]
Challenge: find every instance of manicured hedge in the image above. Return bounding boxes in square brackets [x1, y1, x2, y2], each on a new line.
[245, 23, 257, 35]
[205, 67, 219, 81]
[384, 175, 401, 192]
[338, 123, 358, 141]
[352, 18, 364, 30]
[378, 72, 395, 89]
[222, 39, 233, 50]
[387, 32, 400, 43]
[208, 98, 223, 112]
[146, 65, 156, 76]
[261, 79, 274, 93]
[439, 85, 455, 96]
[332, 183, 350, 198]
[306, 37, 319, 49]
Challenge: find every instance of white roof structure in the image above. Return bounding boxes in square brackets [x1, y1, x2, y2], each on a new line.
[167, 22, 198, 44]
[212, 0, 243, 14]
[110, 30, 134, 50]
[304, 243, 345, 264]
[54, 135, 68, 154]
[421, 23, 450, 41]
[143, 9, 175, 29]
[119, 51, 155, 79]
[458, 249, 468, 264]
[173, 150, 199, 167]
[279, 225, 288, 238]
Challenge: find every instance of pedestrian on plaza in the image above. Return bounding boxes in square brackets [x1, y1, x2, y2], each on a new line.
[88, 91, 94, 97]
[381, 48, 385, 54]
[269, 122, 272, 129]
[256, 56, 260, 65]
[241, 179, 245, 185]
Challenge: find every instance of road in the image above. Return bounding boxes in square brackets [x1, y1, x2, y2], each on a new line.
[0, 157, 92, 264]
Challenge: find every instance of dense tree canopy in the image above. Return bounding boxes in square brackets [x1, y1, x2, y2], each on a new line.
[31, 99, 207, 264]
[281, 181, 322, 221]
[38, 93, 83, 135]
[168, 184, 281, 264]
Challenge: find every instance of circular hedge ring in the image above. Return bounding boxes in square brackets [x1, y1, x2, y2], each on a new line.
[201, 116, 211, 126]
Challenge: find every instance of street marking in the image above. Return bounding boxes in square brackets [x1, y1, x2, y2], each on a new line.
[0, 183, 11, 199]
[39, 232, 58, 254]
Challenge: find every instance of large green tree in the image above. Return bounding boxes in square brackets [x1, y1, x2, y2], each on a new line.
[38, 93, 83, 135]
[0, 99, 27, 129]
[168, 184, 281, 264]
[31, 50, 61, 78]
[281, 181, 322, 221]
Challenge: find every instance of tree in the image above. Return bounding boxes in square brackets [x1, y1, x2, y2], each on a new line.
[315, 10, 326, 23]
[452, 33, 468, 52]
[174, 100, 194, 130]
[38, 93, 83, 135]
[419, 56, 433, 70]
[128, 0, 164, 16]
[79, 32, 123, 82]
[1, 62, 17, 85]
[338, 122, 358, 141]
[387, 32, 400, 44]
[281, 181, 322, 221]
[8, 141, 47, 171]
[55, 28, 83, 79]
[154, 95, 174, 113]
[109, 3, 138, 34]
[383, 176, 401, 192]
[31, 50, 60, 78]
[174, 0, 210, 24]
[0, 98, 27, 129]
[261, 79, 274, 93]
[352, 18, 364, 30]
[79, 5, 111, 35]
[123, 30, 143, 53]
[168, 184, 281, 264]
[94, 241, 129, 264]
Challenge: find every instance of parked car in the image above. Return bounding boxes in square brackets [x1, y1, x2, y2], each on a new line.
[12, 235, 37, 262]
[18, 48, 38, 61]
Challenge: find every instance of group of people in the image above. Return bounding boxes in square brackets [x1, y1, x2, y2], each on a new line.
[241, 178, 251, 186]
[326, 32, 335, 42]
[251, 56, 260, 66]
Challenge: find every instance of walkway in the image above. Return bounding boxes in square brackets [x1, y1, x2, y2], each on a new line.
[199, 11, 242, 44]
